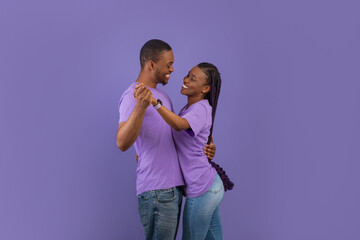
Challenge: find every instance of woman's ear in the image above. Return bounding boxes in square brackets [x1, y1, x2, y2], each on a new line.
[202, 85, 210, 94]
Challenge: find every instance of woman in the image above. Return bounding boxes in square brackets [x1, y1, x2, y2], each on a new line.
[139, 62, 231, 239]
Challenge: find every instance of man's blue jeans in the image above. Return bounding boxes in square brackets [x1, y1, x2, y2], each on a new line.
[182, 174, 225, 240]
[137, 186, 182, 240]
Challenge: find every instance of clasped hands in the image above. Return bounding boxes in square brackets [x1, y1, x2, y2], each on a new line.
[133, 83, 157, 108]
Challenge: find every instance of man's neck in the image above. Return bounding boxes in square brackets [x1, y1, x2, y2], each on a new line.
[136, 72, 157, 89]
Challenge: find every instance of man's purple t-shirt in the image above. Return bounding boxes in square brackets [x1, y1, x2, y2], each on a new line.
[118, 82, 184, 195]
[172, 99, 217, 198]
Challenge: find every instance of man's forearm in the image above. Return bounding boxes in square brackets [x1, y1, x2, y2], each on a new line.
[116, 104, 147, 151]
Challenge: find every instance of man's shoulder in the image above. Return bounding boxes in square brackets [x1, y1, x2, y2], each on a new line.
[155, 88, 172, 103]
[119, 83, 137, 100]
[122, 82, 137, 96]
[118, 82, 137, 110]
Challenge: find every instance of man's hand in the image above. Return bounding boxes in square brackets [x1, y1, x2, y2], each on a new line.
[116, 84, 152, 152]
[204, 136, 216, 160]
[134, 84, 153, 109]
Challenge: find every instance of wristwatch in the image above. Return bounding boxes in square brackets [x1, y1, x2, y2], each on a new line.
[154, 99, 162, 110]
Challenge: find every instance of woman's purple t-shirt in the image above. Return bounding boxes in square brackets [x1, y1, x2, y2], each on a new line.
[172, 99, 217, 198]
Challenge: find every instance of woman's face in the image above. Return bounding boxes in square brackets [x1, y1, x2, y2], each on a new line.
[181, 66, 210, 97]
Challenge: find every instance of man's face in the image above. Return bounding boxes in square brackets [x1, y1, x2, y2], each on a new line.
[154, 50, 174, 86]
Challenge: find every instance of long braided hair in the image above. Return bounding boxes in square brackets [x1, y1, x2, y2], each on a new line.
[198, 62, 234, 191]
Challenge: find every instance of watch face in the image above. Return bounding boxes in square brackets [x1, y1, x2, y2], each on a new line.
[154, 99, 162, 110]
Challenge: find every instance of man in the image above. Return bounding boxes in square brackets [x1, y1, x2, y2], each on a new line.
[116, 39, 215, 239]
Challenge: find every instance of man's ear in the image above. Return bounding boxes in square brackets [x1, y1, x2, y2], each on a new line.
[147, 60, 156, 70]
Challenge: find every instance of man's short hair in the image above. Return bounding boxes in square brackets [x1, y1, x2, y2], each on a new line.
[140, 39, 172, 69]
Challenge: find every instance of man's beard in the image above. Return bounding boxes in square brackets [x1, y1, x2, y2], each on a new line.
[155, 70, 168, 86]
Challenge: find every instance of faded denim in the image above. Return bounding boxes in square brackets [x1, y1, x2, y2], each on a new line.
[137, 186, 182, 240]
[182, 174, 224, 240]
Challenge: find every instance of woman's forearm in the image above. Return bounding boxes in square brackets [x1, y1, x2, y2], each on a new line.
[157, 106, 190, 131]
[152, 98, 190, 131]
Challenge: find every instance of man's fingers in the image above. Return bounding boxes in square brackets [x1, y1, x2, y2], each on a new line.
[137, 88, 153, 106]
[133, 88, 139, 97]
[143, 88, 151, 97]
[208, 143, 216, 151]
[143, 91, 152, 101]
[134, 86, 146, 97]
[135, 83, 143, 89]
[207, 150, 215, 155]
[138, 87, 150, 98]
[204, 146, 215, 159]
[147, 91, 153, 100]
[205, 145, 215, 153]
[205, 152, 214, 160]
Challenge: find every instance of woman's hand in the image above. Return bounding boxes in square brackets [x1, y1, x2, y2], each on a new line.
[151, 97, 157, 106]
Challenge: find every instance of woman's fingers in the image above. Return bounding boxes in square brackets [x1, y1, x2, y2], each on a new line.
[151, 97, 157, 106]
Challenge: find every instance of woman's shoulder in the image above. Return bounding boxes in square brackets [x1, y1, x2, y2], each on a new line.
[185, 100, 212, 116]
[195, 99, 212, 111]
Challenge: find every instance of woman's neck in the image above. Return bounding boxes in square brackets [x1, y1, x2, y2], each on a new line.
[187, 96, 204, 108]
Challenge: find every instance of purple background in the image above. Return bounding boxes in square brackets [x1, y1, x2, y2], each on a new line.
[1, 0, 359, 239]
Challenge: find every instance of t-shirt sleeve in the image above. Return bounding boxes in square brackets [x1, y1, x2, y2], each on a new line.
[118, 92, 136, 123]
[181, 103, 208, 137]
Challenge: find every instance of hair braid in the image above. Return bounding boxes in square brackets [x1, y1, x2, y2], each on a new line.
[197, 62, 234, 191]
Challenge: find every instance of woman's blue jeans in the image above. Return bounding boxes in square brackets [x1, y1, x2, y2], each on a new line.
[182, 174, 225, 240]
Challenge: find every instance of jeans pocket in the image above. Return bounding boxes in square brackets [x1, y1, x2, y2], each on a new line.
[137, 195, 149, 226]
[157, 187, 176, 203]
[208, 175, 224, 194]
[208, 187, 222, 194]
